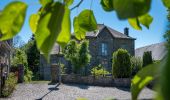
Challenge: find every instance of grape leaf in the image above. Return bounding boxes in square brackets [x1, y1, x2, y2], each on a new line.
[128, 18, 142, 30]
[131, 63, 159, 100]
[39, 0, 53, 7]
[162, 0, 170, 8]
[35, 2, 64, 60]
[64, 0, 74, 6]
[114, 0, 151, 19]
[57, 7, 71, 48]
[0, 1, 27, 41]
[100, 0, 114, 12]
[139, 14, 153, 29]
[29, 14, 40, 33]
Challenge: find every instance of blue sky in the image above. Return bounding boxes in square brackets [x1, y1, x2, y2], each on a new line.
[0, 0, 168, 48]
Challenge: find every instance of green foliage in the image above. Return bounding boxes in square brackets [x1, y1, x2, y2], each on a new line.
[2, 73, 17, 97]
[64, 0, 74, 6]
[112, 49, 131, 78]
[0, 1, 27, 41]
[160, 51, 170, 100]
[131, 63, 159, 100]
[91, 64, 110, 77]
[29, 14, 40, 33]
[128, 18, 142, 30]
[63, 40, 78, 61]
[57, 7, 71, 48]
[128, 14, 153, 30]
[24, 67, 33, 82]
[142, 51, 153, 67]
[34, 2, 65, 60]
[11, 49, 28, 67]
[100, 0, 114, 12]
[63, 40, 91, 73]
[74, 9, 97, 40]
[39, 0, 53, 7]
[162, 0, 170, 8]
[131, 56, 143, 76]
[60, 63, 66, 74]
[25, 39, 40, 74]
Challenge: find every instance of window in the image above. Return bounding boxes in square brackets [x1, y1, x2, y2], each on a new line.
[121, 44, 127, 50]
[101, 43, 108, 56]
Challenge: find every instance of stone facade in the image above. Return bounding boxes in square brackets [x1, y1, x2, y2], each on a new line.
[61, 74, 131, 87]
[0, 39, 12, 95]
[39, 24, 135, 80]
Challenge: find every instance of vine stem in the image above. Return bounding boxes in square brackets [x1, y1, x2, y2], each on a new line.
[71, 0, 84, 11]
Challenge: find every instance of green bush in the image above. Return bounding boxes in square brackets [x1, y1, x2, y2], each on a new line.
[131, 56, 143, 76]
[2, 73, 17, 97]
[112, 49, 131, 78]
[24, 67, 33, 82]
[142, 51, 153, 67]
[91, 64, 110, 77]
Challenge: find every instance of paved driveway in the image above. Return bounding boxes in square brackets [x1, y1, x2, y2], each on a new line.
[2, 83, 155, 100]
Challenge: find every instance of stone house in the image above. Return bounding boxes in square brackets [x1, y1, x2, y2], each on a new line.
[40, 24, 135, 80]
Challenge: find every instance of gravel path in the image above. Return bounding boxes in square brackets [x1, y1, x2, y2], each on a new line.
[2, 83, 155, 100]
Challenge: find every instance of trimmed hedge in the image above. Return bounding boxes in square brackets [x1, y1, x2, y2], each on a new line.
[142, 51, 153, 67]
[131, 56, 143, 76]
[112, 49, 131, 78]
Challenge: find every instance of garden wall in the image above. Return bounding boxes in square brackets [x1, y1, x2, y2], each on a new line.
[61, 74, 131, 87]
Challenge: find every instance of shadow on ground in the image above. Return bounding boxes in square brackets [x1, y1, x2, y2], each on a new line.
[65, 83, 89, 89]
[35, 83, 60, 100]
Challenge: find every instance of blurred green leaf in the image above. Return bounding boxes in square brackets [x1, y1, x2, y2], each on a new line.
[39, 0, 53, 7]
[160, 51, 170, 100]
[78, 9, 97, 31]
[128, 18, 142, 30]
[57, 7, 71, 48]
[74, 9, 97, 40]
[64, 0, 74, 6]
[35, 2, 64, 60]
[131, 63, 159, 100]
[162, 0, 170, 8]
[139, 14, 153, 29]
[0, 1, 27, 41]
[29, 14, 40, 33]
[114, 0, 151, 19]
[100, 0, 114, 12]
[74, 17, 86, 40]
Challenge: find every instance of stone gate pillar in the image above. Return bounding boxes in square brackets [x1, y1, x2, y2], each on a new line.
[18, 64, 24, 83]
[51, 64, 60, 83]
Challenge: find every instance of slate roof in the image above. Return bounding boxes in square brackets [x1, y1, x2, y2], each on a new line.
[47, 24, 135, 54]
[135, 42, 167, 60]
[85, 24, 135, 39]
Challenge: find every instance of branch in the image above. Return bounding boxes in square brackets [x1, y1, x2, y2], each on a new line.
[71, 0, 83, 11]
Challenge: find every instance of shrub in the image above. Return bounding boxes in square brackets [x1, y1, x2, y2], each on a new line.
[24, 67, 33, 82]
[2, 73, 17, 97]
[91, 64, 110, 77]
[112, 49, 131, 78]
[131, 56, 143, 76]
[63, 40, 91, 73]
[60, 63, 66, 74]
[142, 51, 153, 67]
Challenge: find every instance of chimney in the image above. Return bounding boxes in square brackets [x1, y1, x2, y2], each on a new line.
[124, 27, 129, 36]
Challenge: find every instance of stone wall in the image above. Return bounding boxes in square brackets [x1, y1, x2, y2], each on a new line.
[61, 74, 131, 87]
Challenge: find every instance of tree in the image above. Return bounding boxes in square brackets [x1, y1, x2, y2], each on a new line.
[112, 49, 131, 78]
[142, 51, 153, 67]
[25, 39, 40, 74]
[63, 40, 91, 74]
